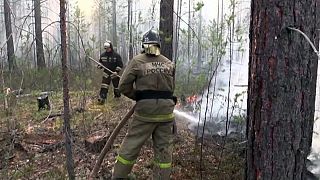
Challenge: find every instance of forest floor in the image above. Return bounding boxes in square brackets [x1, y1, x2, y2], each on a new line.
[0, 91, 245, 179]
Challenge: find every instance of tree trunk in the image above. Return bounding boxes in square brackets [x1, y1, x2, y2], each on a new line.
[159, 0, 177, 134]
[4, 0, 16, 70]
[128, 0, 133, 61]
[67, 2, 72, 67]
[197, 9, 202, 72]
[159, 0, 173, 60]
[34, 0, 46, 69]
[112, 0, 117, 49]
[60, 0, 75, 179]
[187, 0, 191, 84]
[98, 3, 102, 55]
[173, 0, 182, 63]
[246, 0, 320, 179]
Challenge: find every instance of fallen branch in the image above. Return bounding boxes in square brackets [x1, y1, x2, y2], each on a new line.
[41, 113, 63, 123]
[15, 91, 54, 98]
[93, 113, 103, 121]
[89, 105, 135, 179]
[40, 107, 87, 123]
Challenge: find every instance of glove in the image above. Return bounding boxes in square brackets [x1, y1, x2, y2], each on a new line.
[116, 66, 122, 72]
[97, 65, 103, 69]
[172, 96, 177, 105]
[110, 72, 118, 79]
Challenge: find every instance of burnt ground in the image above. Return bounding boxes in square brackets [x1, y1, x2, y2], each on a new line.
[0, 91, 244, 179]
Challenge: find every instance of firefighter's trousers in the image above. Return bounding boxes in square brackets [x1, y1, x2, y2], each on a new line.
[99, 74, 120, 99]
[112, 118, 173, 180]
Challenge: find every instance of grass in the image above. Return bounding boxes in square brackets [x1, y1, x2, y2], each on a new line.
[0, 89, 244, 179]
[0, 89, 119, 177]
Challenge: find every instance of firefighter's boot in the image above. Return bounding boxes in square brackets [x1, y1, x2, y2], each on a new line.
[112, 160, 134, 179]
[153, 167, 171, 180]
[98, 88, 108, 104]
[114, 88, 121, 98]
[97, 97, 106, 105]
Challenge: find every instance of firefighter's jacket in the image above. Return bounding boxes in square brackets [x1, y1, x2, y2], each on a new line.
[99, 51, 123, 75]
[119, 53, 175, 122]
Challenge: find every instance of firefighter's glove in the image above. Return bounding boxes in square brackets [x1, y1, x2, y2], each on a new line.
[110, 72, 118, 79]
[97, 65, 103, 70]
[116, 66, 122, 72]
[172, 96, 178, 105]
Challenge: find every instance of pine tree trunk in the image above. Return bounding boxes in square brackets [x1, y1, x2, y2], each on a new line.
[98, 3, 102, 54]
[60, 0, 75, 179]
[4, 0, 16, 70]
[187, 0, 191, 84]
[246, 0, 320, 179]
[197, 9, 202, 72]
[67, 3, 72, 67]
[159, 0, 173, 60]
[128, 0, 133, 61]
[34, 0, 46, 69]
[112, 0, 117, 49]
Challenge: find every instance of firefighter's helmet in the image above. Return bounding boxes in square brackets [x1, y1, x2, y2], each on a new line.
[142, 29, 161, 47]
[104, 40, 113, 49]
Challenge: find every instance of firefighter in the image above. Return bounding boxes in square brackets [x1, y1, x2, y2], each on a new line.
[112, 29, 176, 179]
[97, 40, 123, 104]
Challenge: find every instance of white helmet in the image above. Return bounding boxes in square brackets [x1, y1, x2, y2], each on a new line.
[103, 40, 112, 49]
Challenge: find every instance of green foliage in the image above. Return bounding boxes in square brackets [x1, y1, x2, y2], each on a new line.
[175, 0, 248, 104]
[40, 167, 66, 180]
[11, 163, 36, 179]
[175, 67, 209, 96]
[194, 2, 204, 12]
[232, 114, 246, 125]
[180, 28, 187, 35]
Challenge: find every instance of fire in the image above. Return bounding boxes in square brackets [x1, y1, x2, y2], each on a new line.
[176, 94, 198, 109]
[186, 95, 197, 104]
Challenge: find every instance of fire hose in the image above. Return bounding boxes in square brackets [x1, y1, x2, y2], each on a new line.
[89, 105, 136, 179]
[87, 55, 135, 179]
[87, 56, 121, 78]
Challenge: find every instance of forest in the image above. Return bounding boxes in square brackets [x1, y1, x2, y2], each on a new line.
[0, 0, 320, 179]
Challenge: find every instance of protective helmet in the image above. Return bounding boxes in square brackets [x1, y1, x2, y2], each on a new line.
[142, 29, 161, 47]
[104, 40, 113, 49]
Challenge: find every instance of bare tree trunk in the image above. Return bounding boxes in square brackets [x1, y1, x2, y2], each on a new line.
[34, 0, 46, 69]
[128, 0, 133, 61]
[187, 0, 191, 84]
[67, 2, 72, 67]
[246, 0, 320, 179]
[159, 0, 176, 134]
[4, 0, 16, 70]
[98, 2, 102, 54]
[120, 31, 128, 64]
[112, 0, 117, 49]
[159, 0, 173, 60]
[173, 0, 182, 63]
[197, 9, 202, 72]
[60, 0, 75, 179]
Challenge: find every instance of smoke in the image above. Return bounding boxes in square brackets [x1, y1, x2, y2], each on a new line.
[307, 63, 320, 177]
